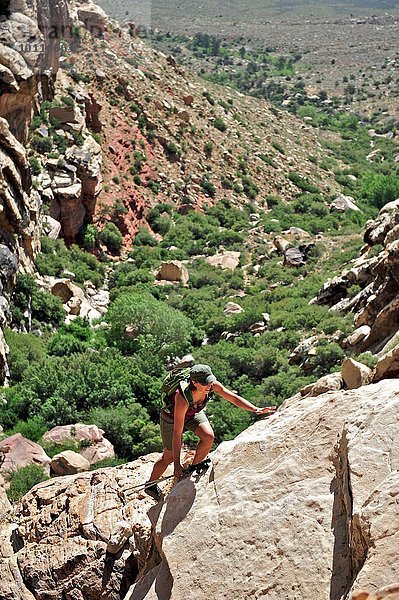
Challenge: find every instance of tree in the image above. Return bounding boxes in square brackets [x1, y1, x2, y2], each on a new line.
[106, 291, 194, 358]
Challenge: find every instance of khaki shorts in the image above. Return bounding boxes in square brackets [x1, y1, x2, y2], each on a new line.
[160, 410, 209, 451]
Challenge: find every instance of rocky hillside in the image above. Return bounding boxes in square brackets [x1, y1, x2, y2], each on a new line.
[1, 380, 399, 599]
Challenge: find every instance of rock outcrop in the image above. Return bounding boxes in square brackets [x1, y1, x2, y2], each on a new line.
[1, 382, 399, 598]
[313, 199, 399, 355]
[0, 0, 69, 382]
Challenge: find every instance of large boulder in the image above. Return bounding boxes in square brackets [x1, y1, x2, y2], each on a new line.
[330, 194, 360, 213]
[342, 357, 372, 389]
[373, 346, 399, 382]
[300, 371, 343, 397]
[50, 451, 91, 475]
[155, 261, 189, 285]
[206, 251, 241, 271]
[43, 423, 115, 465]
[0, 433, 51, 475]
[77, 2, 108, 36]
[0, 454, 165, 599]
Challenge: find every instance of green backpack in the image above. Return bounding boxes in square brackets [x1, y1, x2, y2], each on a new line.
[161, 367, 191, 408]
[161, 367, 212, 417]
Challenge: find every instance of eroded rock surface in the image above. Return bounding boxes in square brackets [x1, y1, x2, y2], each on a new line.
[128, 380, 399, 600]
[0, 454, 166, 600]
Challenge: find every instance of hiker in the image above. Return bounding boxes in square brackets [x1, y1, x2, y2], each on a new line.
[145, 364, 276, 500]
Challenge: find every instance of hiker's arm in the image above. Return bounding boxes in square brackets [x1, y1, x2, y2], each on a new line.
[213, 382, 276, 415]
[172, 391, 188, 478]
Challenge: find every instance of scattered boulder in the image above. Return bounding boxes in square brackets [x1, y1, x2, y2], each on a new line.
[50, 450, 91, 476]
[206, 251, 241, 271]
[248, 313, 270, 335]
[364, 199, 399, 246]
[77, 2, 108, 36]
[224, 302, 244, 316]
[330, 194, 360, 213]
[42, 215, 61, 239]
[182, 95, 194, 106]
[343, 325, 371, 347]
[0, 433, 50, 475]
[300, 372, 343, 397]
[172, 354, 195, 369]
[341, 357, 372, 389]
[273, 235, 291, 253]
[155, 261, 189, 285]
[48, 106, 85, 129]
[42, 424, 115, 465]
[373, 346, 399, 383]
[284, 243, 315, 267]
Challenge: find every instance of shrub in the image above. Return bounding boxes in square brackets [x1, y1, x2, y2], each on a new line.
[288, 172, 321, 194]
[359, 171, 399, 209]
[200, 177, 216, 197]
[213, 117, 227, 132]
[82, 224, 100, 249]
[7, 465, 50, 502]
[87, 402, 162, 459]
[31, 135, 53, 154]
[106, 291, 194, 359]
[4, 416, 48, 442]
[28, 157, 41, 176]
[99, 223, 123, 254]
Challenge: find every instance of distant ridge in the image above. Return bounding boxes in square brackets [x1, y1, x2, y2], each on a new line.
[96, 0, 399, 27]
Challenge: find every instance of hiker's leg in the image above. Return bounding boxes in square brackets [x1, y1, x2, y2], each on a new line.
[192, 421, 214, 465]
[148, 414, 174, 481]
[149, 448, 173, 481]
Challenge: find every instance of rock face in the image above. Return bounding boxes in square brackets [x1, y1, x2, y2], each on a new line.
[0, 433, 51, 475]
[0, 454, 164, 600]
[126, 380, 399, 600]
[206, 250, 241, 270]
[1, 383, 399, 598]
[0, 0, 69, 383]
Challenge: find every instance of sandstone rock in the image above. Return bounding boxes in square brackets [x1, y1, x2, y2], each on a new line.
[50, 450, 91, 475]
[127, 380, 399, 599]
[330, 194, 360, 213]
[373, 345, 399, 382]
[0, 433, 50, 475]
[342, 357, 372, 389]
[224, 301, 244, 316]
[0, 454, 164, 599]
[0, 475, 11, 514]
[42, 215, 61, 239]
[206, 251, 241, 271]
[351, 585, 399, 600]
[273, 235, 291, 253]
[300, 371, 343, 396]
[48, 106, 85, 128]
[284, 243, 315, 267]
[155, 261, 189, 285]
[364, 199, 399, 246]
[78, 2, 108, 36]
[343, 325, 371, 347]
[43, 423, 115, 465]
[172, 354, 195, 369]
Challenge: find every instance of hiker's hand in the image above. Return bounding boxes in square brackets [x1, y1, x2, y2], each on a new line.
[254, 406, 277, 416]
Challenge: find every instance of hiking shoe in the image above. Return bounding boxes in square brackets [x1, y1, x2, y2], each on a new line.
[144, 482, 162, 502]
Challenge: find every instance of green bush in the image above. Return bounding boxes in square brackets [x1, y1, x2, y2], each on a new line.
[359, 171, 399, 208]
[7, 465, 50, 502]
[4, 416, 48, 442]
[40, 438, 81, 458]
[28, 157, 41, 175]
[11, 274, 65, 328]
[213, 117, 227, 132]
[31, 135, 53, 154]
[99, 223, 123, 254]
[4, 329, 47, 384]
[106, 291, 194, 358]
[87, 402, 162, 459]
